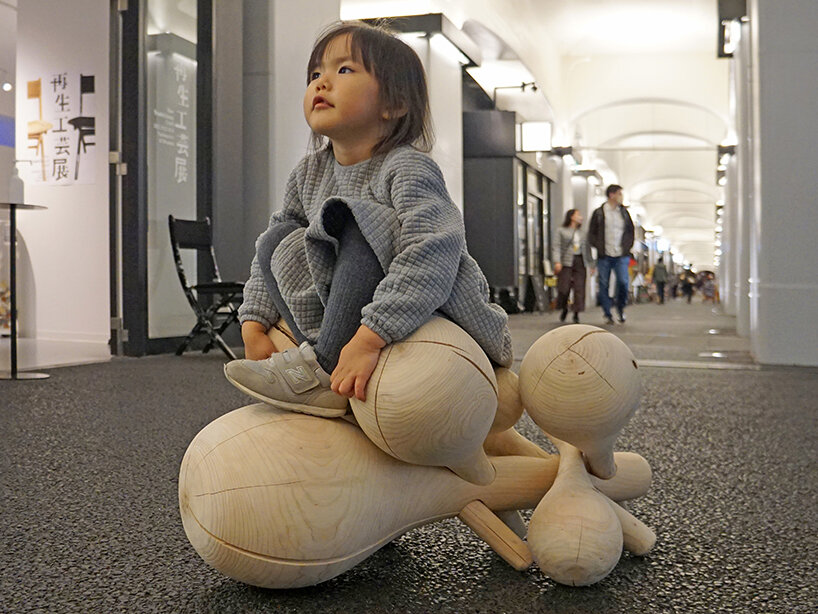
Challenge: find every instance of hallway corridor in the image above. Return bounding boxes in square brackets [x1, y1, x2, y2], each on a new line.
[1, 302, 815, 613]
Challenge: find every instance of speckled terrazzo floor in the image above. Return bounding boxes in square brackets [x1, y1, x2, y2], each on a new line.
[1, 301, 816, 613]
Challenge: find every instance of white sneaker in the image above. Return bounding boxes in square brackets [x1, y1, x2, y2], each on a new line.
[223, 342, 349, 418]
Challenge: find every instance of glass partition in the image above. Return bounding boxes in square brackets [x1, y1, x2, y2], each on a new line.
[145, 0, 198, 339]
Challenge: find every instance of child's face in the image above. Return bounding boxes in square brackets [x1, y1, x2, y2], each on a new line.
[303, 34, 387, 161]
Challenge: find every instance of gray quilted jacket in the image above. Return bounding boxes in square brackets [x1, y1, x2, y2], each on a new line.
[238, 145, 513, 367]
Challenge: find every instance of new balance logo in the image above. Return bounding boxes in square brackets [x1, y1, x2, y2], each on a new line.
[285, 366, 311, 383]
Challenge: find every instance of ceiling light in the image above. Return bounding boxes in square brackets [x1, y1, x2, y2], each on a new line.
[1, 82, 12, 92]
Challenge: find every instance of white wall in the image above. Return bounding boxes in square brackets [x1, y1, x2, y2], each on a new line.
[242, 0, 340, 254]
[15, 0, 109, 348]
[0, 0, 15, 202]
[402, 35, 463, 210]
[746, 0, 818, 366]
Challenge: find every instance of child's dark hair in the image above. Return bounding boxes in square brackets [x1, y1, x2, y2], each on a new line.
[307, 20, 434, 154]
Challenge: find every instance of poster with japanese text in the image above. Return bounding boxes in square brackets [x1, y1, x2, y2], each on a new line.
[21, 71, 96, 186]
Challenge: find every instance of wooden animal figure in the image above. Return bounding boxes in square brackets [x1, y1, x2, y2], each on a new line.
[518, 324, 641, 479]
[349, 317, 498, 485]
[179, 404, 653, 589]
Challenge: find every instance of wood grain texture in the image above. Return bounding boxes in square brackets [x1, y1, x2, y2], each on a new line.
[350, 317, 498, 485]
[608, 499, 656, 555]
[458, 501, 533, 570]
[527, 440, 623, 586]
[266, 320, 298, 351]
[490, 368, 524, 433]
[179, 404, 561, 589]
[482, 427, 652, 502]
[519, 324, 641, 479]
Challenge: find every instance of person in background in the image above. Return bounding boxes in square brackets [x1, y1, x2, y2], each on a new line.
[652, 256, 669, 304]
[553, 209, 594, 323]
[681, 268, 695, 304]
[587, 184, 635, 325]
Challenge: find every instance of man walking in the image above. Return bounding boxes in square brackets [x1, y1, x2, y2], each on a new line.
[587, 184, 635, 324]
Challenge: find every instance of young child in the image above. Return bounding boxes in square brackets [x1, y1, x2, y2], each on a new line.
[225, 21, 513, 418]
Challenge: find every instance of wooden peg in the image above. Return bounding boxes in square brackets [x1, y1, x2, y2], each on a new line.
[519, 325, 641, 479]
[458, 501, 532, 570]
[495, 509, 528, 539]
[483, 428, 652, 502]
[607, 499, 656, 555]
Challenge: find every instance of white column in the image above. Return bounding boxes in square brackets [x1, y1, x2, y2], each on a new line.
[242, 0, 339, 247]
[746, 0, 818, 365]
[734, 21, 753, 337]
[401, 34, 464, 212]
[722, 155, 738, 315]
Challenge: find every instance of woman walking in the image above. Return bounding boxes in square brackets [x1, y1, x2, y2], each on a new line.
[552, 209, 595, 323]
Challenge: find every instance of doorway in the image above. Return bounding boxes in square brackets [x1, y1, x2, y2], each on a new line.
[111, 0, 212, 356]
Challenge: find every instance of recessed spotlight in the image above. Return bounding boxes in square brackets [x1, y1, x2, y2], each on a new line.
[1, 82, 12, 92]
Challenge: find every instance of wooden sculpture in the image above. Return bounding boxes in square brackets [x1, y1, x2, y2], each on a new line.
[349, 317, 498, 485]
[180, 321, 655, 589]
[519, 324, 655, 586]
[179, 404, 651, 589]
[518, 324, 641, 479]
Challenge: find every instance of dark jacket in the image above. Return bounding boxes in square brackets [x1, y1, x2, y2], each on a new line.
[587, 203, 635, 257]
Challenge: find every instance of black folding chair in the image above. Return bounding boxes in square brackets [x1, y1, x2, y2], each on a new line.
[168, 215, 244, 360]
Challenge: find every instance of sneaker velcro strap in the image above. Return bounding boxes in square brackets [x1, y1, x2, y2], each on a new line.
[271, 348, 321, 394]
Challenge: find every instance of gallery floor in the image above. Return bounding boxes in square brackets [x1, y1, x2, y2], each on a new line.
[2, 300, 816, 613]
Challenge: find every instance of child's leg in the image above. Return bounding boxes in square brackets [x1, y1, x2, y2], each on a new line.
[313, 203, 384, 373]
[255, 221, 310, 345]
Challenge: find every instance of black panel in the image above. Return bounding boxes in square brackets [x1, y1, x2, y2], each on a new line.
[463, 110, 516, 157]
[463, 157, 515, 287]
[462, 72, 492, 111]
[121, 1, 147, 356]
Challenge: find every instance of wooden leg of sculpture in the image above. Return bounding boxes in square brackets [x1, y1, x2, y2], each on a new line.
[527, 438, 623, 586]
[607, 499, 656, 555]
[458, 501, 532, 570]
[495, 510, 528, 539]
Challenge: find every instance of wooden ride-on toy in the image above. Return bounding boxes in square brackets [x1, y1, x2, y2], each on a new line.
[178, 404, 652, 589]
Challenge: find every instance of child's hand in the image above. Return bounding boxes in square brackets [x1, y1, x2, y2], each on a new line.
[241, 321, 277, 360]
[331, 325, 386, 401]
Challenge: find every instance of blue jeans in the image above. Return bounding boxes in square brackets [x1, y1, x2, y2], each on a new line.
[597, 255, 630, 317]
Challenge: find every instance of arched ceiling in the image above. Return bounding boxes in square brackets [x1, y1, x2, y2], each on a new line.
[342, 0, 726, 269]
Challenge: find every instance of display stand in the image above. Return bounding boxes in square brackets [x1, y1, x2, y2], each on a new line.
[0, 203, 49, 380]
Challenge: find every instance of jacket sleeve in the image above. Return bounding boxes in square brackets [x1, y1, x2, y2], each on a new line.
[583, 230, 596, 268]
[238, 163, 310, 329]
[551, 229, 563, 266]
[360, 154, 465, 344]
[587, 208, 601, 253]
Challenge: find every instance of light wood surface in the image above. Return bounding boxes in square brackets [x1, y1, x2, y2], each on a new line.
[490, 368, 524, 433]
[266, 320, 298, 350]
[179, 403, 562, 588]
[608, 500, 656, 555]
[519, 325, 641, 479]
[483, 427, 652, 502]
[458, 501, 533, 570]
[350, 317, 498, 485]
[527, 439, 623, 586]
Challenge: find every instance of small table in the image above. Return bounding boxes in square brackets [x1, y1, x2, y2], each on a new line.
[1, 202, 49, 380]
